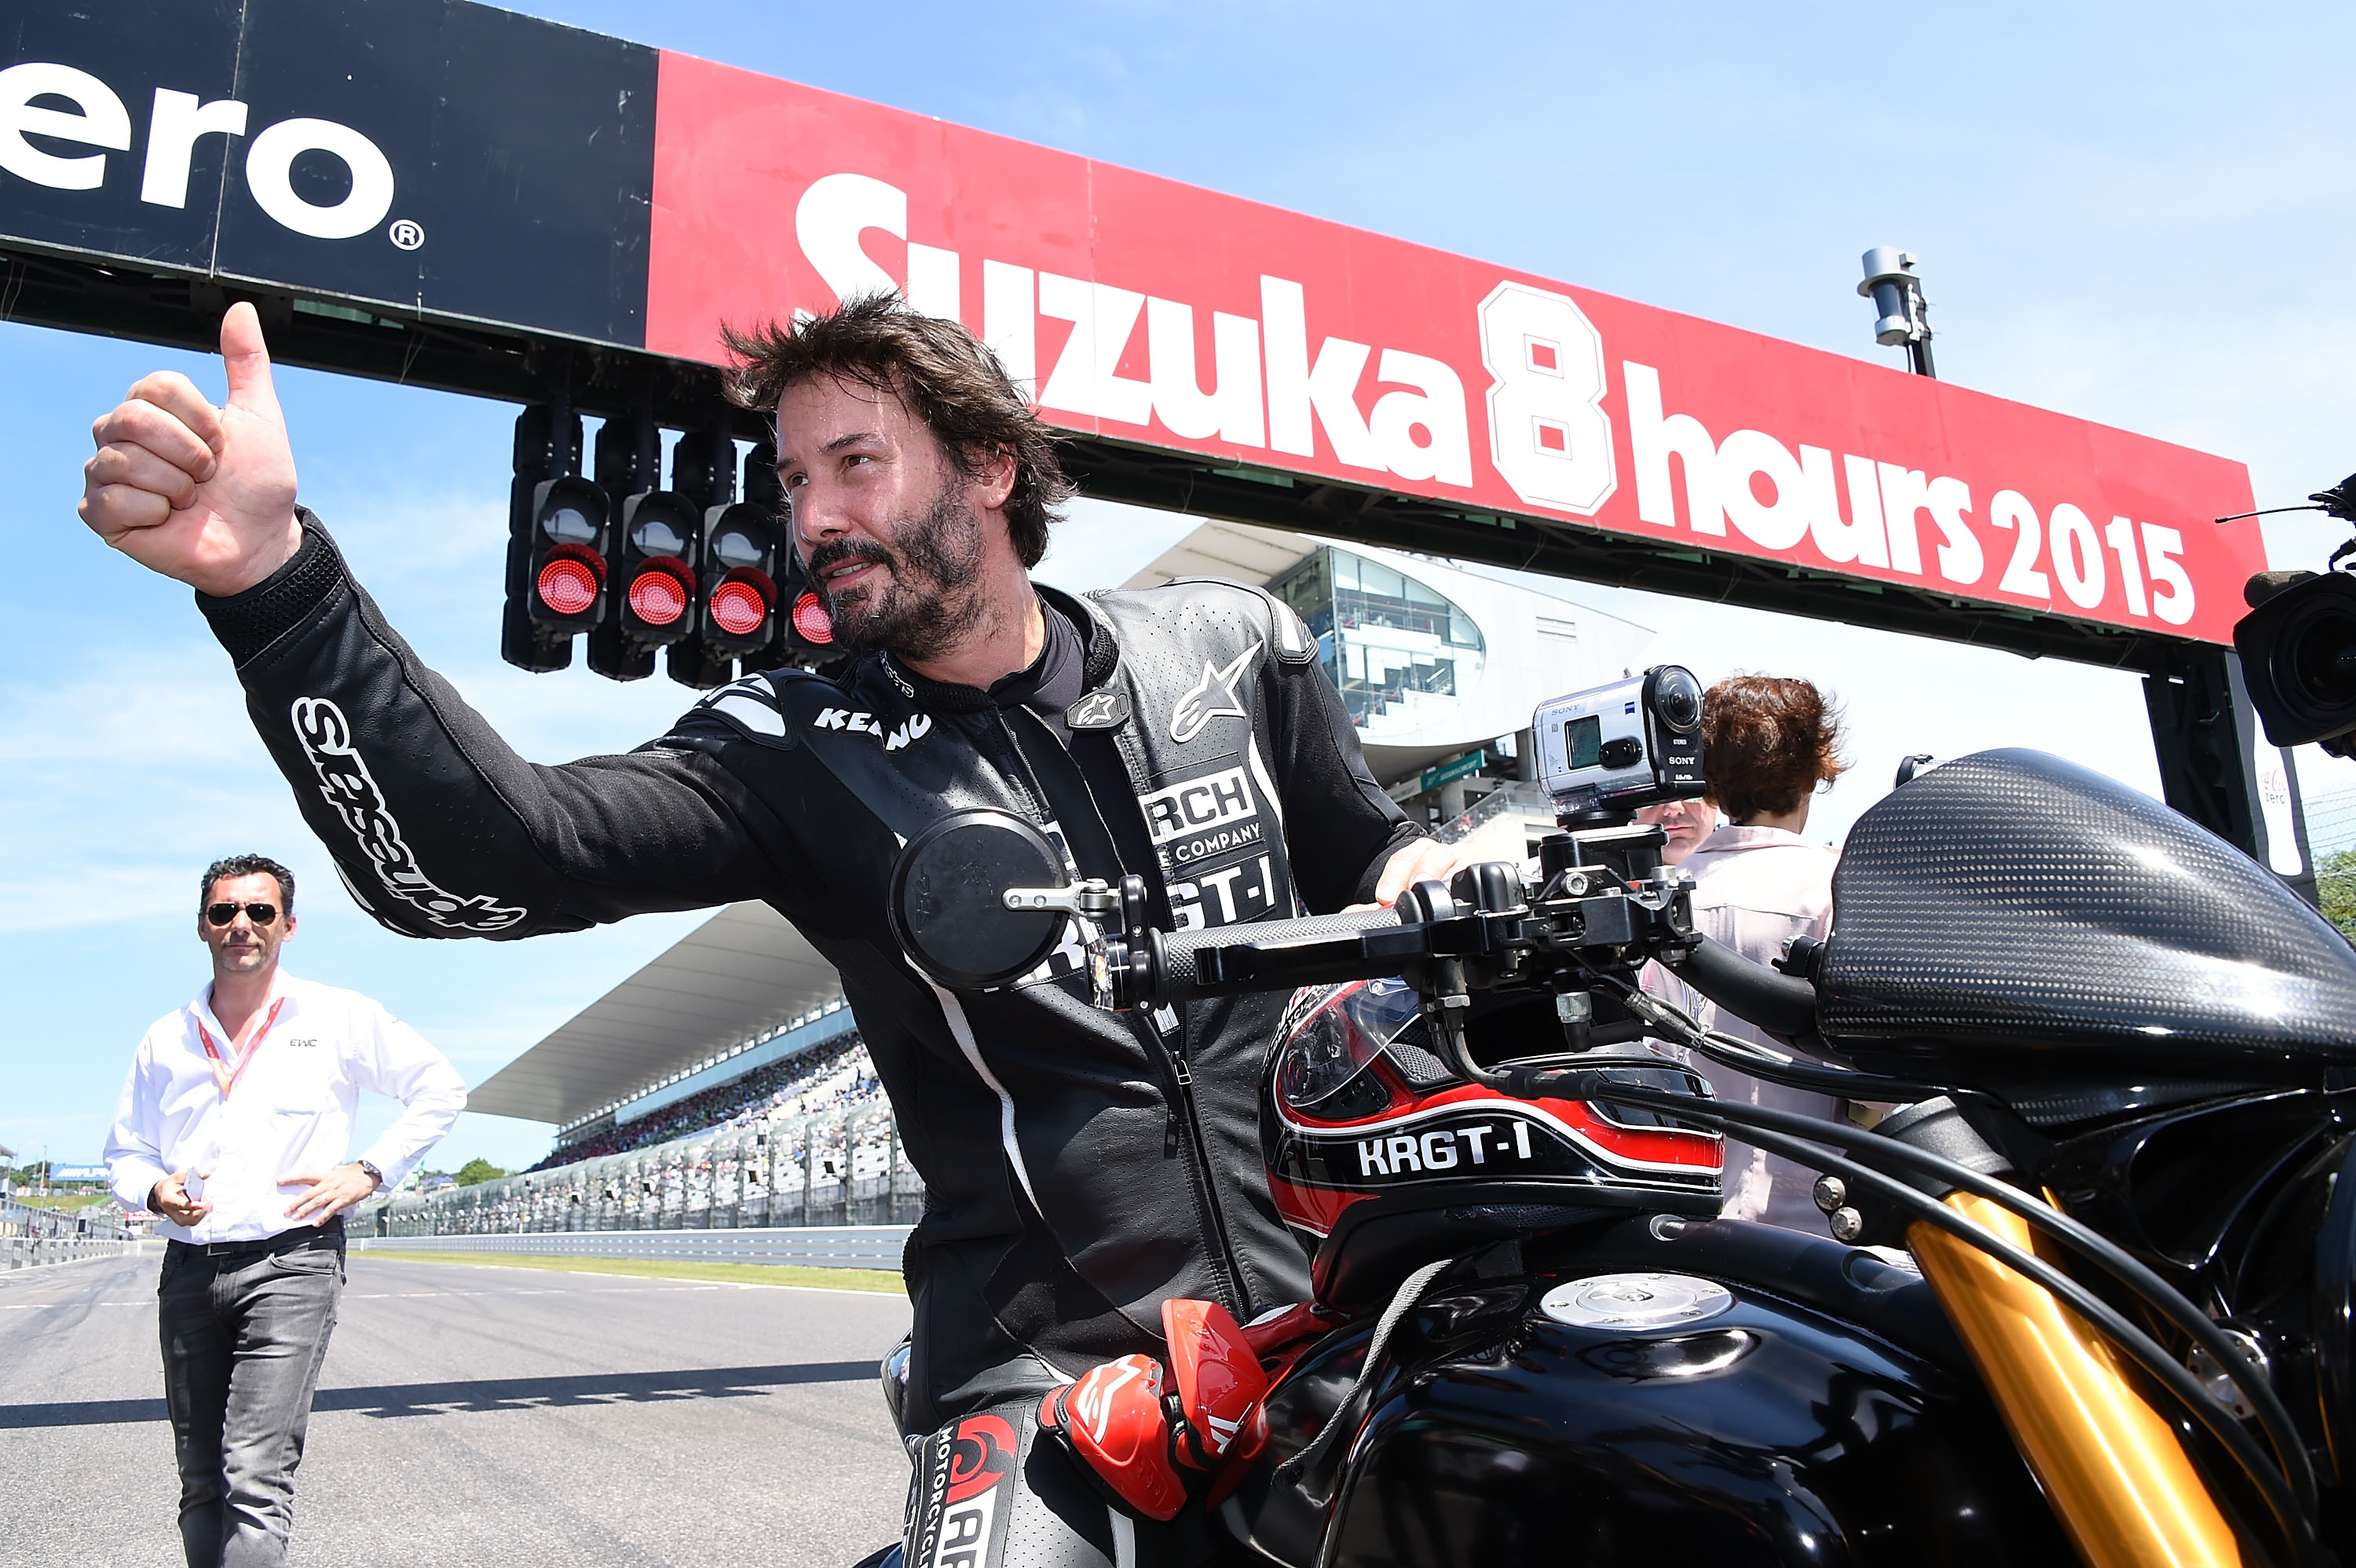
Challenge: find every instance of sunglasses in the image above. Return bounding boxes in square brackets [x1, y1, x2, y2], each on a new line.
[205, 902, 280, 927]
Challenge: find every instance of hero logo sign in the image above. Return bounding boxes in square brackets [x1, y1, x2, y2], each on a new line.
[0, 61, 401, 243]
[289, 697, 527, 933]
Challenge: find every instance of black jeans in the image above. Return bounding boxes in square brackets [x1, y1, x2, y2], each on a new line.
[157, 1225, 344, 1568]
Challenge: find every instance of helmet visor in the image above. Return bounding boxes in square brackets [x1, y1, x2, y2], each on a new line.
[1277, 978, 1424, 1112]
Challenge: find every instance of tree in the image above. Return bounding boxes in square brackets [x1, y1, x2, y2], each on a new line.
[454, 1158, 508, 1186]
[2321, 850, 2356, 945]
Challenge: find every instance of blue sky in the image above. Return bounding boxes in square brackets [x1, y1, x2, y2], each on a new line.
[8, 0, 2356, 1175]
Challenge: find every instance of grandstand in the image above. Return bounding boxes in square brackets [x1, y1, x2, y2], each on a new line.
[368, 901, 913, 1237]
[525, 1029, 880, 1170]
[387, 1029, 910, 1236]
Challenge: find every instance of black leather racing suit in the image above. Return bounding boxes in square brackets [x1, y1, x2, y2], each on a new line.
[196, 516, 1422, 1442]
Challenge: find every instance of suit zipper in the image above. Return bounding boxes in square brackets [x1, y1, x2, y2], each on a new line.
[996, 704, 1249, 1316]
[1145, 1003, 1248, 1317]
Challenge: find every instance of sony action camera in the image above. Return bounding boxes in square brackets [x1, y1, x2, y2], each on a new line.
[1533, 665, 1707, 825]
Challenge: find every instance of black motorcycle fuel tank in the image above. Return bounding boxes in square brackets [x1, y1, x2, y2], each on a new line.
[1817, 748, 2356, 1082]
[1229, 1216, 2069, 1567]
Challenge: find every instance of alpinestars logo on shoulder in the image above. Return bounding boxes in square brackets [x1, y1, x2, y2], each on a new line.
[1170, 641, 1260, 743]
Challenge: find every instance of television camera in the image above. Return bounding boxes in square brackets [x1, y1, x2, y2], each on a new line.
[2233, 473, 2356, 756]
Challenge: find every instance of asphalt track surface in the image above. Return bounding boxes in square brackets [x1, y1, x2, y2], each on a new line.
[0, 1248, 914, 1567]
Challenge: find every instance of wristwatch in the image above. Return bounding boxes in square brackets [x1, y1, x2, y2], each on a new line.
[354, 1159, 382, 1190]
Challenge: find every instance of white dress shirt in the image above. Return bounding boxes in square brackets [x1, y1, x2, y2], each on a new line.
[105, 970, 468, 1243]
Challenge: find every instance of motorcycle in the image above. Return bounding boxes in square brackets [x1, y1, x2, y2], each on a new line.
[887, 717, 2354, 1566]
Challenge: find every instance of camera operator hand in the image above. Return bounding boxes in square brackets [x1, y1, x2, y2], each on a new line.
[79, 302, 302, 598]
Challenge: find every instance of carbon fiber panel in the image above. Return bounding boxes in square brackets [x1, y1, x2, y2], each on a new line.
[1819, 749, 2356, 1071]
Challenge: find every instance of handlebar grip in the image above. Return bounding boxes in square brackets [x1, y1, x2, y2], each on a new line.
[1151, 908, 1403, 1005]
[1663, 934, 1820, 1040]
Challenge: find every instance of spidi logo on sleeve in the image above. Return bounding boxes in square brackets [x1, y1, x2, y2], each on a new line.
[290, 697, 528, 935]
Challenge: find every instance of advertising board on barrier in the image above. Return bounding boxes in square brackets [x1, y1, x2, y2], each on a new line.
[0, 0, 2264, 645]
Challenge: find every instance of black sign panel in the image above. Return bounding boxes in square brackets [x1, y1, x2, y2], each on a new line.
[0, 0, 653, 347]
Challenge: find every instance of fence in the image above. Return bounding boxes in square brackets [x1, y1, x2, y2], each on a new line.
[2, 1200, 138, 1271]
[372, 1098, 923, 1239]
[351, 1225, 909, 1270]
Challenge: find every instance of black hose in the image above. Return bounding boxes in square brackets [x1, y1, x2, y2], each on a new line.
[1591, 1077, 2321, 1523]
[1663, 934, 1820, 1038]
[1663, 1106, 2326, 1568]
[1560, 1073, 2320, 1515]
[1596, 962, 1941, 1100]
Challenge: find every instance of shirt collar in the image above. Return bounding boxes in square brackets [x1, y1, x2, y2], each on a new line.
[1695, 824, 1816, 853]
[192, 967, 298, 1045]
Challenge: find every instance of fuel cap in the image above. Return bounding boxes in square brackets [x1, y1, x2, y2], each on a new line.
[1539, 1272, 1733, 1330]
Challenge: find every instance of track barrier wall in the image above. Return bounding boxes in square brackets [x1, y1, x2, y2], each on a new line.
[2, 1201, 138, 1271]
[349, 1225, 911, 1270]
[370, 1098, 922, 1241]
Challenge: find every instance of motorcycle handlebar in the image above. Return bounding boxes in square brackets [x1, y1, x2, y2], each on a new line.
[1147, 908, 1404, 1006]
[1664, 936, 1821, 1040]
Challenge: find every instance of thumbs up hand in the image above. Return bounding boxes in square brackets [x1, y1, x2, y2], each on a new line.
[80, 302, 303, 597]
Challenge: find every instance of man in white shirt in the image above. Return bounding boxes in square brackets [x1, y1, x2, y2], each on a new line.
[106, 853, 466, 1568]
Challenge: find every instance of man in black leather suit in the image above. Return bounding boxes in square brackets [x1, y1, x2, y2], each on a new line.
[82, 297, 1473, 1566]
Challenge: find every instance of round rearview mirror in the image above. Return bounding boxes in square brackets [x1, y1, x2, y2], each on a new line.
[889, 808, 1069, 990]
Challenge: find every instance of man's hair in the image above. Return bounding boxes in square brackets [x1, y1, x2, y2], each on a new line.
[720, 294, 1074, 568]
[1702, 676, 1850, 823]
[200, 854, 294, 917]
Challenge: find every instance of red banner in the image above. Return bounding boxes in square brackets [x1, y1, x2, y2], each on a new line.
[647, 51, 2263, 646]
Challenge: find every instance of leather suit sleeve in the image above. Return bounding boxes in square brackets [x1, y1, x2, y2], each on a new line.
[194, 514, 788, 939]
[1259, 641, 1426, 913]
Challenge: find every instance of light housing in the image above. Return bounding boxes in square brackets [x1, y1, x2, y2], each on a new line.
[613, 490, 703, 647]
[697, 499, 785, 659]
[522, 475, 610, 633]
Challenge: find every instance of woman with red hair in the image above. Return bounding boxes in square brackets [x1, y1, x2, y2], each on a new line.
[1670, 674, 1850, 1230]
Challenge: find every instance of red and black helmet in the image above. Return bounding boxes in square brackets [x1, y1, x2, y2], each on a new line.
[1261, 978, 1724, 1245]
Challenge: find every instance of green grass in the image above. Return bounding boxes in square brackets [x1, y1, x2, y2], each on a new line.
[8, 1193, 115, 1212]
[353, 1248, 905, 1294]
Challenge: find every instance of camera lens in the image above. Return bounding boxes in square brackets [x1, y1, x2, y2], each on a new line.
[2291, 604, 2356, 708]
[1652, 667, 1703, 733]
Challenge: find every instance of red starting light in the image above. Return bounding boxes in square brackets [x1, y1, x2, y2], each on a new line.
[792, 590, 835, 646]
[536, 556, 600, 618]
[627, 568, 690, 627]
[709, 578, 770, 638]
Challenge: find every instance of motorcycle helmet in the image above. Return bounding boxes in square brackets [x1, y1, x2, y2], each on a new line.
[1262, 978, 1724, 1247]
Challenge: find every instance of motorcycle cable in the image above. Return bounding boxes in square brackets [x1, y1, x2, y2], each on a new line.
[1271, 1256, 1451, 1504]
[1641, 1100, 2331, 1568]
[1616, 979, 1946, 1102]
[1578, 959, 2325, 1521]
[1447, 960, 2325, 1547]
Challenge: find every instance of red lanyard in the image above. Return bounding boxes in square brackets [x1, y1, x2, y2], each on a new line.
[195, 996, 286, 1098]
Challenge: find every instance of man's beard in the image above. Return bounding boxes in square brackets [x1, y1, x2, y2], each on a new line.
[807, 483, 988, 660]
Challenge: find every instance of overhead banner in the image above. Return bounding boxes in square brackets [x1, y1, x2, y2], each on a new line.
[2, 0, 2264, 644]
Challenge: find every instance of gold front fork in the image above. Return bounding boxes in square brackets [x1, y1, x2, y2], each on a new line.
[1908, 1192, 2242, 1568]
